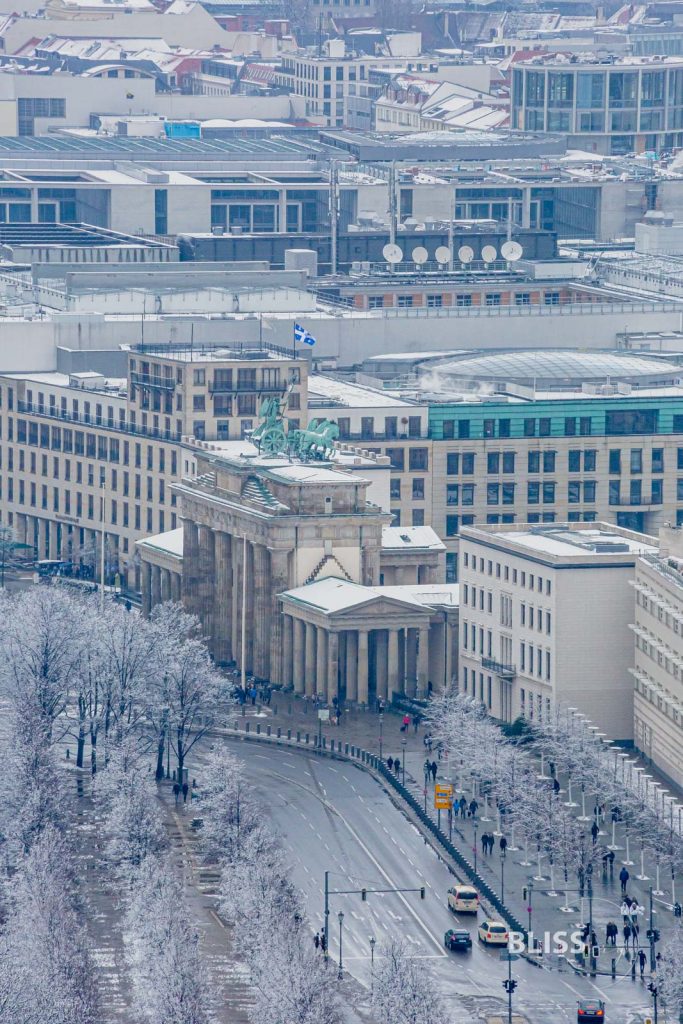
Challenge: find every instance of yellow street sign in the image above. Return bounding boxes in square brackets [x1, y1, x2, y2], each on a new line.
[434, 783, 453, 810]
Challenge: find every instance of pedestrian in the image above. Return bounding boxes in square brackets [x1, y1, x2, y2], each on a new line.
[500, 835, 508, 855]
[469, 798, 478, 819]
[401, 714, 410, 733]
[427, 735, 433, 753]
[313, 933, 320, 950]
[638, 949, 646, 977]
[632, 922, 640, 948]
[481, 832, 487, 854]
[605, 922, 616, 946]
[459, 796, 467, 819]
[412, 714, 420, 734]
[423, 733, 430, 749]
[553, 777, 560, 795]
[430, 760, 438, 782]
[549, 761, 556, 778]
[173, 781, 181, 806]
[387, 756, 394, 771]
[621, 899, 631, 922]
[591, 820, 599, 844]
[611, 805, 621, 822]
[320, 933, 327, 953]
[249, 684, 257, 706]
[623, 923, 632, 947]
[607, 850, 615, 876]
[394, 757, 400, 776]
[182, 781, 189, 804]
[619, 865, 630, 894]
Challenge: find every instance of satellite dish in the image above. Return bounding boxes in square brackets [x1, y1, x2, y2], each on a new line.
[412, 245, 428, 265]
[435, 245, 450, 265]
[382, 243, 403, 265]
[458, 245, 474, 264]
[481, 245, 498, 264]
[501, 240, 524, 262]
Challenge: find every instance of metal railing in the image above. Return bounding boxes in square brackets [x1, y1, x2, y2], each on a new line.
[17, 401, 181, 443]
[482, 657, 516, 678]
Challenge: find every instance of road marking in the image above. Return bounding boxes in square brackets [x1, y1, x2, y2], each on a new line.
[209, 909, 225, 930]
[327, 767, 338, 773]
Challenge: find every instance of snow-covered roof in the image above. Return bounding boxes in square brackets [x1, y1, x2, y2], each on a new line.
[381, 584, 459, 607]
[308, 374, 418, 409]
[282, 577, 438, 615]
[464, 525, 656, 561]
[381, 526, 445, 551]
[138, 527, 183, 558]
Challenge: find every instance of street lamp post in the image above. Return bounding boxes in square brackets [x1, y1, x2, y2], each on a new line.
[379, 714, 383, 760]
[369, 936, 376, 997]
[648, 982, 658, 1024]
[401, 738, 406, 787]
[501, 848, 506, 905]
[473, 821, 479, 875]
[338, 911, 344, 980]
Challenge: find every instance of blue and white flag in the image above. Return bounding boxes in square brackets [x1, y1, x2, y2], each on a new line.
[294, 322, 316, 346]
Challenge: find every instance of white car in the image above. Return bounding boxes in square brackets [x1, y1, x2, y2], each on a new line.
[477, 920, 509, 946]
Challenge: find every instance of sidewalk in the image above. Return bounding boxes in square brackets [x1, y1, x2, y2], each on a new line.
[226, 695, 680, 978]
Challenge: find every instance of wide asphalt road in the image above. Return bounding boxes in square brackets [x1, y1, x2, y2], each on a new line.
[197, 737, 654, 1024]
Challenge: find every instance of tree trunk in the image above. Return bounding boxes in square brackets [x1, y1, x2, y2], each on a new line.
[156, 728, 165, 782]
[90, 728, 98, 775]
[76, 725, 86, 769]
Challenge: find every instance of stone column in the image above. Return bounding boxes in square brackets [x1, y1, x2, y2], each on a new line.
[406, 628, 418, 698]
[388, 628, 400, 699]
[49, 520, 59, 559]
[198, 527, 215, 649]
[243, 541, 255, 674]
[282, 613, 294, 690]
[327, 631, 339, 702]
[316, 626, 328, 699]
[182, 519, 201, 616]
[339, 633, 347, 701]
[375, 630, 388, 700]
[231, 537, 242, 668]
[171, 571, 182, 603]
[38, 518, 49, 559]
[346, 631, 358, 701]
[160, 567, 171, 603]
[357, 630, 369, 706]
[417, 625, 430, 699]
[253, 543, 270, 680]
[305, 621, 316, 697]
[269, 550, 291, 687]
[141, 560, 151, 618]
[429, 619, 446, 694]
[293, 617, 305, 694]
[150, 564, 161, 608]
[214, 531, 232, 665]
[16, 513, 27, 546]
[398, 629, 406, 696]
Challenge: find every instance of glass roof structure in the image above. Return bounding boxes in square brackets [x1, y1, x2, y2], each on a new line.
[438, 350, 682, 386]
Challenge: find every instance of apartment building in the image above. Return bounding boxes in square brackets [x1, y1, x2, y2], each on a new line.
[458, 522, 656, 741]
[0, 344, 308, 589]
[127, 345, 307, 442]
[511, 54, 683, 155]
[631, 525, 683, 790]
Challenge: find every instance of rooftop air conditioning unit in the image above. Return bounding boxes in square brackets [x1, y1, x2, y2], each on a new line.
[211, 225, 224, 236]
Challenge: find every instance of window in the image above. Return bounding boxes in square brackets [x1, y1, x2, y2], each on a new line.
[193, 369, 205, 386]
[397, 295, 413, 308]
[584, 449, 596, 472]
[652, 448, 664, 473]
[524, 419, 536, 438]
[193, 395, 205, 412]
[539, 418, 551, 437]
[360, 417, 374, 438]
[568, 450, 581, 472]
[458, 420, 470, 439]
[486, 293, 501, 306]
[651, 479, 663, 504]
[447, 484, 458, 505]
[542, 483, 555, 504]
[609, 449, 621, 474]
[462, 484, 474, 506]
[456, 294, 472, 307]
[412, 478, 424, 500]
[502, 483, 515, 505]
[487, 452, 500, 474]
[442, 420, 454, 440]
[606, 409, 658, 435]
[427, 294, 443, 308]
[462, 453, 475, 474]
[528, 482, 539, 504]
[390, 479, 401, 500]
[386, 448, 404, 471]
[409, 448, 428, 471]
[630, 448, 643, 474]
[528, 451, 540, 473]
[630, 479, 642, 505]
[584, 480, 596, 503]
[412, 508, 424, 526]
[515, 292, 531, 306]
[609, 480, 621, 505]
[499, 419, 511, 438]
[543, 450, 555, 472]
[502, 452, 515, 473]
[487, 483, 499, 505]
[579, 417, 592, 436]
[564, 417, 577, 436]
[568, 481, 581, 504]
[447, 453, 459, 475]
[484, 419, 495, 439]
[154, 189, 168, 235]
[446, 515, 459, 537]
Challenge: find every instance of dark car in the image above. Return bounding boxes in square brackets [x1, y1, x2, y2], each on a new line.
[444, 928, 472, 952]
[577, 999, 605, 1022]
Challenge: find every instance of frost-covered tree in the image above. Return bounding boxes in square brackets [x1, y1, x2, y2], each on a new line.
[0, 827, 99, 1024]
[198, 747, 264, 865]
[101, 743, 166, 880]
[658, 922, 683, 1021]
[124, 854, 214, 1024]
[371, 940, 448, 1024]
[0, 705, 62, 858]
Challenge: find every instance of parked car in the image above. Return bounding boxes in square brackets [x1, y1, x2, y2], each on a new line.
[444, 928, 472, 952]
[577, 999, 605, 1021]
[477, 920, 509, 946]
[447, 885, 479, 914]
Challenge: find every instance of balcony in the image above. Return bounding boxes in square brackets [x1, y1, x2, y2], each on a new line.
[130, 371, 175, 392]
[482, 657, 516, 679]
[208, 380, 286, 394]
[17, 401, 181, 443]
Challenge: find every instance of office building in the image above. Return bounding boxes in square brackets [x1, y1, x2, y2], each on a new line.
[458, 521, 656, 741]
[630, 525, 683, 790]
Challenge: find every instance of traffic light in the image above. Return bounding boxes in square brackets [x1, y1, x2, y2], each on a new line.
[361, 888, 367, 902]
[503, 979, 518, 994]
[653, 930, 660, 943]
[522, 887, 527, 901]
[420, 887, 426, 900]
